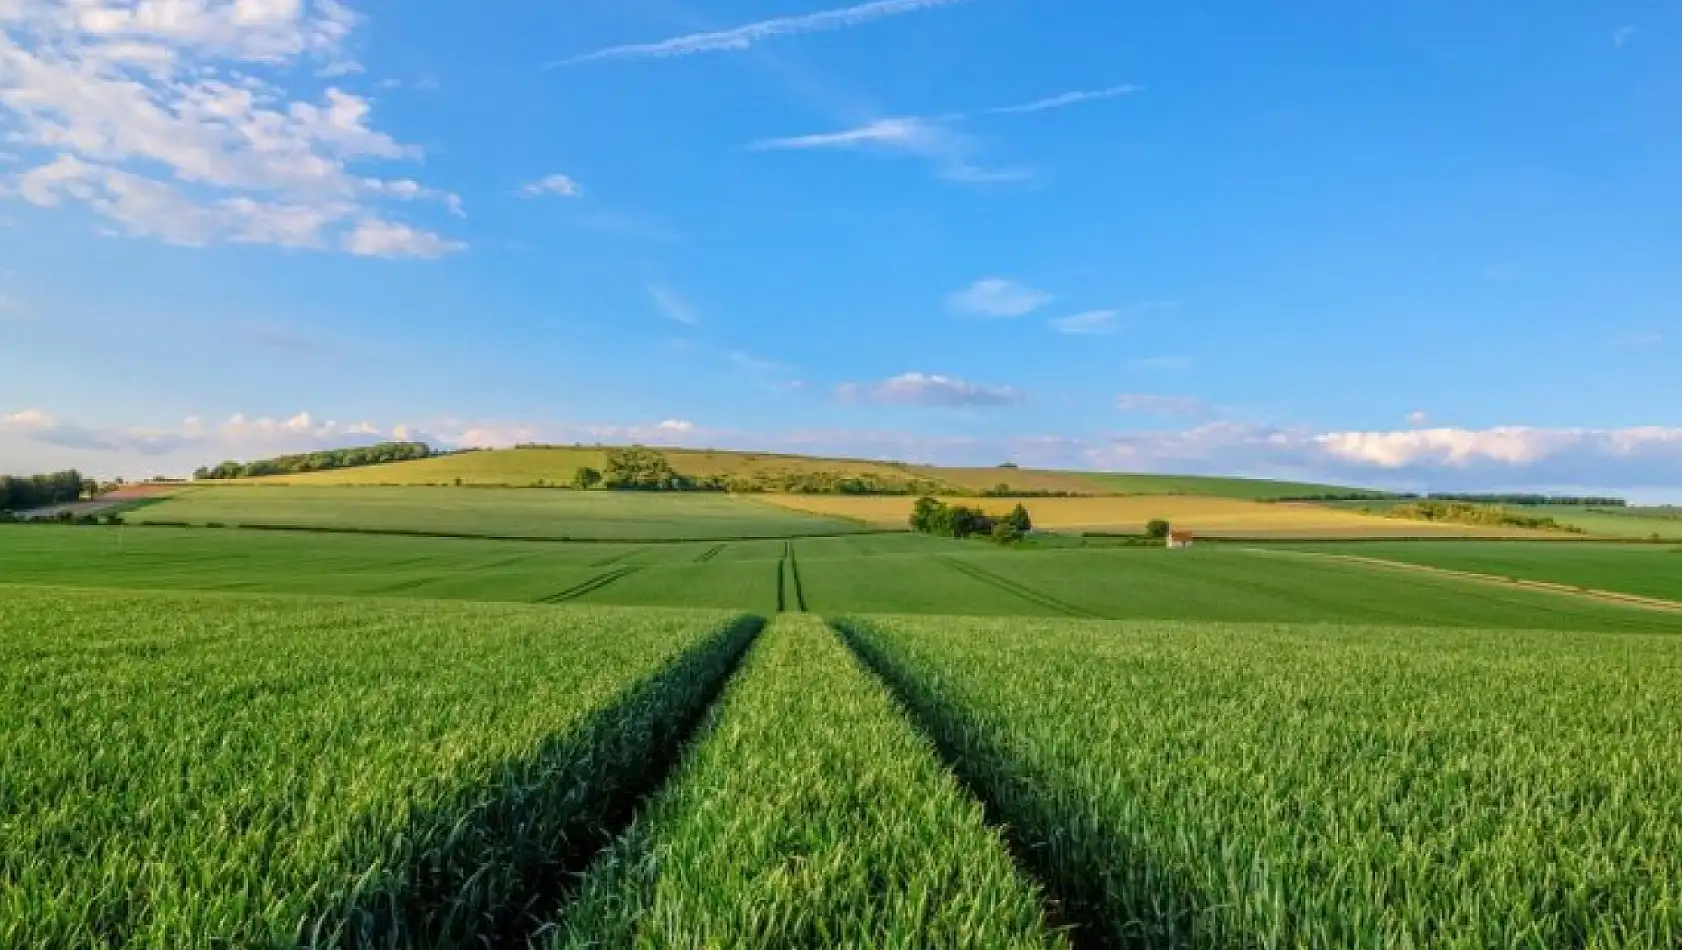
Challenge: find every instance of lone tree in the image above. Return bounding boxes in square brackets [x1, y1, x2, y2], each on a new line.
[573, 467, 603, 490]
[1004, 503, 1033, 534]
[1146, 519, 1172, 540]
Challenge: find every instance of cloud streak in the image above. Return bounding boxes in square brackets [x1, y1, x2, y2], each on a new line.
[555, 0, 973, 66]
[649, 284, 699, 325]
[838, 372, 1027, 408]
[985, 84, 1142, 115]
[1050, 309, 1120, 335]
[949, 278, 1053, 318]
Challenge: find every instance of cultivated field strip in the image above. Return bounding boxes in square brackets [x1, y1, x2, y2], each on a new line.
[551, 616, 1068, 949]
[538, 565, 645, 603]
[0, 588, 758, 949]
[936, 556, 1098, 618]
[840, 616, 1682, 949]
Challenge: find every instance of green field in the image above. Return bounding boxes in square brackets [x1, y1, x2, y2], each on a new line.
[5, 526, 1679, 630]
[7, 476, 1682, 947]
[1326, 500, 1682, 540]
[554, 616, 1065, 949]
[1277, 540, 1682, 604]
[128, 485, 867, 540]
[0, 586, 754, 948]
[843, 614, 1682, 948]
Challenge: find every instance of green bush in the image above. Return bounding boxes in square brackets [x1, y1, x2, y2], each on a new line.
[1146, 519, 1171, 539]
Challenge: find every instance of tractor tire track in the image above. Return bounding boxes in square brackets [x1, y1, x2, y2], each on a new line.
[695, 544, 726, 564]
[938, 557, 1098, 619]
[538, 565, 644, 604]
[784, 541, 808, 613]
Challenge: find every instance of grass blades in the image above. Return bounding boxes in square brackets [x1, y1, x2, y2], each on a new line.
[0, 587, 756, 949]
[841, 615, 1682, 949]
[551, 616, 1068, 950]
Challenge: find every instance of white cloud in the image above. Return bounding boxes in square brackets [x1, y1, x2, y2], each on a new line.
[750, 115, 1028, 183]
[1116, 394, 1207, 416]
[1407, 410, 1430, 428]
[751, 117, 930, 151]
[985, 84, 1141, 116]
[520, 173, 582, 199]
[342, 219, 466, 259]
[838, 372, 1026, 408]
[1091, 422, 1682, 493]
[555, 0, 972, 66]
[949, 277, 1052, 318]
[1050, 309, 1120, 335]
[0, 0, 462, 256]
[648, 283, 698, 325]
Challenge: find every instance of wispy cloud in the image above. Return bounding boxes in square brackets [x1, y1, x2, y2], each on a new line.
[985, 84, 1142, 116]
[751, 117, 929, 151]
[520, 174, 583, 199]
[1132, 355, 1191, 371]
[649, 284, 700, 325]
[747, 80, 1138, 182]
[1407, 410, 1431, 428]
[1116, 393, 1207, 416]
[838, 372, 1026, 408]
[949, 278, 1053, 318]
[1613, 26, 1636, 49]
[554, 0, 972, 67]
[1050, 309, 1121, 335]
[751, 116, 1030, 182]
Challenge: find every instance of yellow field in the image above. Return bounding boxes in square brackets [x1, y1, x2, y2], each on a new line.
[760, 495, 1569, 539]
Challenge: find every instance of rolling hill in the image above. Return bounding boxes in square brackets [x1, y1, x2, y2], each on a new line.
[246, 445, 1379, 501]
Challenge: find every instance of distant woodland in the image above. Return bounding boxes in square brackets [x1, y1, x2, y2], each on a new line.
[194, 443, 433, 480]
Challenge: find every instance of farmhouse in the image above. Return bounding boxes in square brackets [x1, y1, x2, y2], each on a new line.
[1167, 530, 1196, 550]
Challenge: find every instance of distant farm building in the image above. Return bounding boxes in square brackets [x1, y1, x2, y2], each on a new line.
[1167, 530, 1196, 549]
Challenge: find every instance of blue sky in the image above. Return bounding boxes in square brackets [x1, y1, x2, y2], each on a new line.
[2, 0, 1681, 495]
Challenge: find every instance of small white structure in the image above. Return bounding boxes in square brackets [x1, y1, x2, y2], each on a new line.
[1167, 530, 1196, 550]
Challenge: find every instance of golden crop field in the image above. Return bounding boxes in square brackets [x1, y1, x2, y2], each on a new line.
[762, 494, 1568, 539]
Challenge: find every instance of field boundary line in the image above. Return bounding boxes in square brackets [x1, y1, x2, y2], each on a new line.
[537, 566, 645, 604]
[1244, 547, 1682, 614]
[937, 556, 1099, 619]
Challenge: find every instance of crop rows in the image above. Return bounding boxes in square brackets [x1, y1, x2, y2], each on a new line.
[0, 587, 756, 949]
[841, 615, 1682, 949]
[552, 616, 1065, 949]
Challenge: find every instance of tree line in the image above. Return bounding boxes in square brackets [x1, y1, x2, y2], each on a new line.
[0, 471, 89, 512]
[1383, 501, 1583, 532]
[194, 443, 432, 480]
[910, 497, 1034, 544]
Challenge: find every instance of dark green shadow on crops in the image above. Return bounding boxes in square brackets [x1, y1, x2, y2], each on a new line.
[299, 615, 764, 950]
